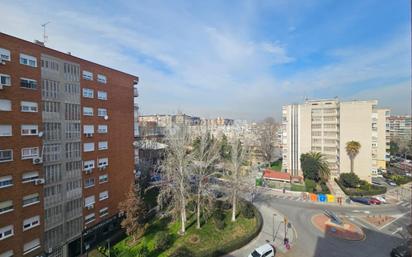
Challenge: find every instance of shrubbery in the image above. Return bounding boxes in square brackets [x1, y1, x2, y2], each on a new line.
[335, 178, 387, 196]
[305, 179, 317, 193]
[212, 210, 225, 230]
[240, 201, 255, 219]
[154, 231, 171, 251]
[339, 173, 360, 188]
[170, 247, 195, 257]
[136, 245, 149, 257]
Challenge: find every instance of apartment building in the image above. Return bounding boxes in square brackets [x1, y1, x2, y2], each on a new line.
[0, 33, 138, 257]
[388, 115, 411, 149]
[281, 99, 390, 182]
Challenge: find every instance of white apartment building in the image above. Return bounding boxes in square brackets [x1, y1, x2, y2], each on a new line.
[281, 99, 390, 182]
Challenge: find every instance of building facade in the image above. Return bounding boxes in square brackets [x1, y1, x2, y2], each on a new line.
[387, 115, 412, 150]
[0, 33, 138, 257]
[281, 99, 390, 182]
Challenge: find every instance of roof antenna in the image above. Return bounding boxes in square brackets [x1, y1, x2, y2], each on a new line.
[41, 22, 51, 44]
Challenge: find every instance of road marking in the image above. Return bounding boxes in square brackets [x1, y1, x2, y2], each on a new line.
[401, 202, 410, 207]
[380, 212, 409, 230]
[363, 210, 370, 214]
[352, 210, 361, 213]
[391, 227, 403, 235]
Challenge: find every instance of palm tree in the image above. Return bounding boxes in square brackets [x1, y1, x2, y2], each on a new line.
[345, 141, 361, 173]
[300, 152, 330, 181]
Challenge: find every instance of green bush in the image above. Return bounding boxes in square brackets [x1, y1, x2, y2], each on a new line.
[335, 178, 387, 196]
[339, 173, 360, 188]
[305, 179, 317, 193]
[240, 201, 255, 219]
[320, 182, 330, 194]
[154, 231, 171, 251]
[212, 210, 225, 230]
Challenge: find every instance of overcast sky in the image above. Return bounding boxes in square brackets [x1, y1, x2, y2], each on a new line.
[1, 0, 410, 121]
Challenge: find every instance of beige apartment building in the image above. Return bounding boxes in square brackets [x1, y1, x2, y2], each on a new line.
[281, 99, 390, 182]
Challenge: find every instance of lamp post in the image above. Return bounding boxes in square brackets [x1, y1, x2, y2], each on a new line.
[272, 213, 277, 242]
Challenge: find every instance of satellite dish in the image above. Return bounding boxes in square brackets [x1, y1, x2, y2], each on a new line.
[104, 115, 109, 120]
[38, 131, 44, 138]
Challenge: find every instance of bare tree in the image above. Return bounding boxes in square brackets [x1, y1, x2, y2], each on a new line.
[157, 125, 193, 234]
[258, 117, 279, 166]
[118, 183, 148, 242]
[227, 138, 250, 222]
[192, 129, 221, 229]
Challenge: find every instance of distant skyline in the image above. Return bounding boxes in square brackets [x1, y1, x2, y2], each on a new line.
[1, 0, 410, 121]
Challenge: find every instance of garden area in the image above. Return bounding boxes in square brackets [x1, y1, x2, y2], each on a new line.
[299, 152, 331, 194]
[383, 173, 412, 185]
[94, 200, 262, 257]
[269, 159, 282, 171]
[335, 172, 387, 196]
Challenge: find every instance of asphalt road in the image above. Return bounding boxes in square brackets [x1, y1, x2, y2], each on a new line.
[230, 190, 410, 257]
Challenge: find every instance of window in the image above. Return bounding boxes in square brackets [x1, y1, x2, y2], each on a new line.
[97, 74, 107, 84]
[83, 143, 95, 152]
[82, 70, 93, 80]
[21, 125, 38, 136]
[84, 195, 95, 208]
[99, 207, 109, 217]
[98, 157, 108, 168]
[99, 191, 109, 201]
[0, 176, 12, 188]
[97, 91, 107, 100]
[0, 150, 12, 162]
[41, 58, 59, 71]
[0, 225, 13, 241]
[22, 171, 39, 183]
[82, 88, 94, 98]
[84, 178, 95, 188]
[20, 53, 37, 67]
[0, 100, 11, 111]
[20, 78, 37, 89]
[98, 141, 108, 150]
[23, 216, 40, 231]
[21, 101, 38, 112]
[0, 125, 12, 137]
[0, 74, 11, 86]
[0, 250, 13, 257]
[22, 193, 40, 207]
[99, 174, 108, 184]
[23, 238, 40, 255]
[83, 160, 95, 170]
[0, 48, 11, 61]
[42, 79, 59, 99]
[83, 125, 94, 135]
[0, 201, 13, 214]
[85, 213, 95, 224]
[98, 125, 108, 133]
[21, 147, 39, 159]
[97, 108, 107, 117]
[83, 107, 93, 116]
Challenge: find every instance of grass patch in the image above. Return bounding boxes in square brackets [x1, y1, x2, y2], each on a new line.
[335, 178, 387, 196]
[270, 160, 282, 171]
[108, 206, 260, 257]
[291, 183, 306, 192]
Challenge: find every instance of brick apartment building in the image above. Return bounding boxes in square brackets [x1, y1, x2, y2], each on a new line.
[0, 33, 139, 257]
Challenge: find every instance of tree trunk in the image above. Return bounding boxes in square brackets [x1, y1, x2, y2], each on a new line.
[350, 157, 354, 173]
[231, 188, 237, 222]
[196, 180, 201, 229]
[180, 174, 186, 234]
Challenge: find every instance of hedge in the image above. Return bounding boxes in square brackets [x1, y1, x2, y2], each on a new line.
[335, 178, 387, 196]
[176, 199, 263, 257]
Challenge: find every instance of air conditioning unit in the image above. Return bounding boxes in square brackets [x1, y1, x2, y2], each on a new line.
[34, 178, 45, 185]
[32, 157, 43, 164]
[85, 169, 92, 174]
[86, 204, 94, 210]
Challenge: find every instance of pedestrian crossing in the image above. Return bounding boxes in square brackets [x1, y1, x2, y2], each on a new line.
[397, 200, 411, 208]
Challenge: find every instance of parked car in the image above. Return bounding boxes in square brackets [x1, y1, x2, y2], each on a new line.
[368, 198, 381, 205]
[391, 244, 411, 257]
[372, 195, 387, 204]
[249, 244, 276, 257]
[349, 196, 370, 205]
[386, 179, 397, 186]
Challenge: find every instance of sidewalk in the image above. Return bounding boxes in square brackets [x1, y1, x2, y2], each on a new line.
[225, 204, 296, 257]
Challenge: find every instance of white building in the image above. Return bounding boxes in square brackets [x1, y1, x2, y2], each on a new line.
[281, 99, 390, 182]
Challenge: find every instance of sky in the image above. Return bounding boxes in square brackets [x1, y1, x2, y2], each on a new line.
[0, 0, 410, 121]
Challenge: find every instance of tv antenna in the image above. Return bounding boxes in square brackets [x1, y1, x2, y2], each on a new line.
[41, 22, 51, 44]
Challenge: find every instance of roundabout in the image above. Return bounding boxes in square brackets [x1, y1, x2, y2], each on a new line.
[311, 213, 365, 241]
